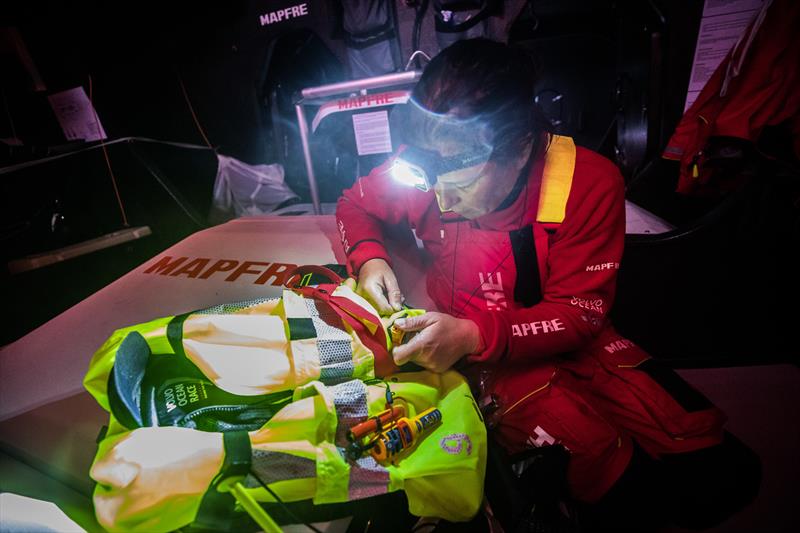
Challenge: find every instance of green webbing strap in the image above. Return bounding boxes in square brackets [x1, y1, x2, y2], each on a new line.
[220, 431, 253, 479]
[166, 312, 190, 357]
[287, 317, 316, 340]
[192, 431, 252, 531]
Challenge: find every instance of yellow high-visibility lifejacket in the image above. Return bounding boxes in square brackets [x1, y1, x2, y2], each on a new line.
[85, 275, 486, 532]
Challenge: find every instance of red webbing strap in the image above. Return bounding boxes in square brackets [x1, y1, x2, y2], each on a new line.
[285, 266, 399, 377]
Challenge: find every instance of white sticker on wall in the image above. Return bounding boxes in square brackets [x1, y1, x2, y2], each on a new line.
[352, 110, 392, 156]
[47, 86, 107, 142]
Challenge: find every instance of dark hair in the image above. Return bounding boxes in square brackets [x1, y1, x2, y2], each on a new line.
[409, 38, 551, 162]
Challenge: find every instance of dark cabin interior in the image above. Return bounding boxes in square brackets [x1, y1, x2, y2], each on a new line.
[0, 1, 797, 532]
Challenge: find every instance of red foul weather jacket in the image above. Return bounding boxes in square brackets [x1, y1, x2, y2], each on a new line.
[336, 135, 626, 366]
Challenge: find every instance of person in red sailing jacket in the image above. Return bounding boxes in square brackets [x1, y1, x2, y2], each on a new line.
[336, 39, 759, 531]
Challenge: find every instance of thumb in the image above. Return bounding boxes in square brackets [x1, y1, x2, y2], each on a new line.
[394, 313, 432, 332]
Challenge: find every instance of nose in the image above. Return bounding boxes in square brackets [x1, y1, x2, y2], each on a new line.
[434, 184, 460, 212]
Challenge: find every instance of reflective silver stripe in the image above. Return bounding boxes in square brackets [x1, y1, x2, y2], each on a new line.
[349, 455, 390, 501]
[195, 297, 278, 315]
[305, 299, 354, 382]
[330, 379, 369, 447]
[330, 379, 390, 500]
[244, 449, 317, 488]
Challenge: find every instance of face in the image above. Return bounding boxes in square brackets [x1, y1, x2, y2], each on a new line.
[431, 140, 532, 219]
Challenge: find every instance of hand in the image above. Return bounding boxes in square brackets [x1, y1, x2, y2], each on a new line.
[356, 258, 405, 315]
[391, 312, 482, 373]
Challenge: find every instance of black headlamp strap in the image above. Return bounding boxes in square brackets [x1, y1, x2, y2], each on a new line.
[437, 149, 492, 175]
[401, 144, 492, 190]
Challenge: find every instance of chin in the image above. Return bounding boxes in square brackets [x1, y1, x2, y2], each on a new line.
[453, 206, 488, 219]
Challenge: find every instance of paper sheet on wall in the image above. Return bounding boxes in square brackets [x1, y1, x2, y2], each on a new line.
[684, 0, 764, 111]
[47, 86, 108, 142]
[352, 110, 393, 155]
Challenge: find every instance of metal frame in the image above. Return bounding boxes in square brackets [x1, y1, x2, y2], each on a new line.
[294, 70, 422, 214]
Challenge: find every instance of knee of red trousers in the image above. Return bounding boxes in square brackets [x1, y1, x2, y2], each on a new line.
[490, 369, 635, 503]
[582, 341, 727, 456]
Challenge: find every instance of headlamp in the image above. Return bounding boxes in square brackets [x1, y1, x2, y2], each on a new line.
[391, 145, 491, 192]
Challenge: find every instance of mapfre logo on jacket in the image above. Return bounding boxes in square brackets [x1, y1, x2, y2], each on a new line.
[511, 319, 565, 337]
[479, 272, 507, 310]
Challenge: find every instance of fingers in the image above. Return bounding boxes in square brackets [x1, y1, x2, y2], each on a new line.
[392, 334, 422, 366]
[392, 343, 412, 366]
[358, 282, 393, 315]
[355, 259, 404, 315]
[382, 271, 405, 312]
[388, 289, 404, 312]
[391, 314, 434, 365]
